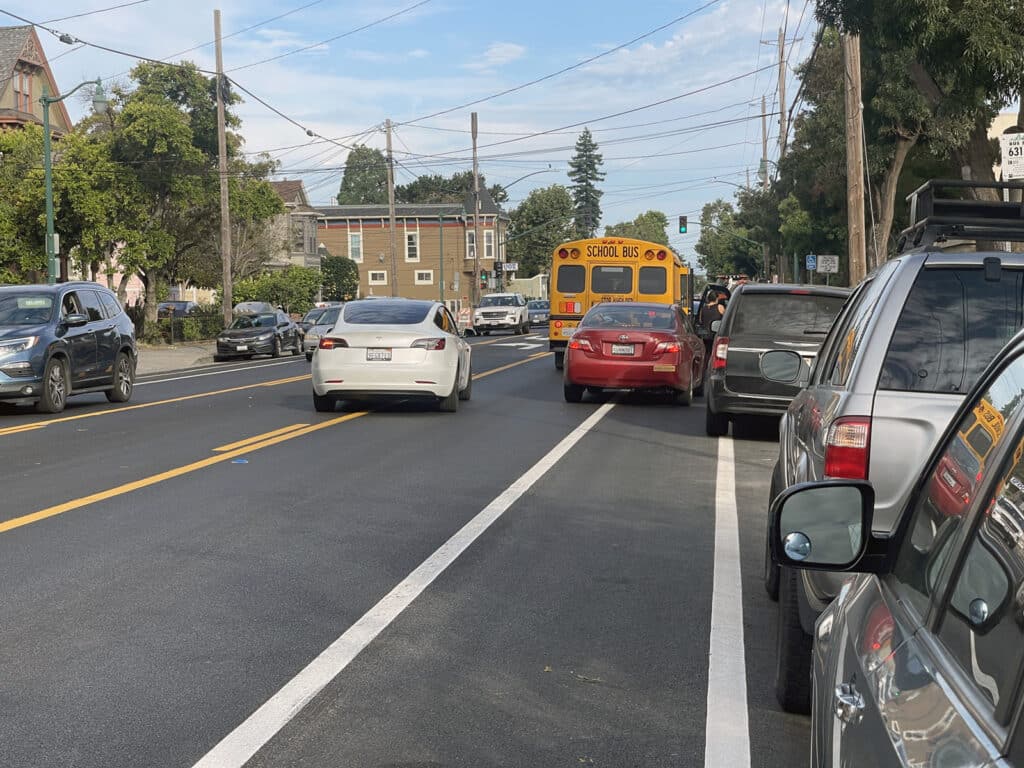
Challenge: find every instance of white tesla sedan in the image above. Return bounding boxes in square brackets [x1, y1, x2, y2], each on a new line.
[311, 299, 472, 412]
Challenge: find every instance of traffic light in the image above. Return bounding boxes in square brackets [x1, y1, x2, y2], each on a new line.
[678, 215, 688, 234]
[479, 269, 488, 288]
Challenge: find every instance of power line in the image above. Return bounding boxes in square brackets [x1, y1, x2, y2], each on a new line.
[396, 0, 725, 126]
[42, 0, 152, 24]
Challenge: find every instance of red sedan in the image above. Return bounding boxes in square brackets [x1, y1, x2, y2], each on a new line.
[563, 302, 706, 404]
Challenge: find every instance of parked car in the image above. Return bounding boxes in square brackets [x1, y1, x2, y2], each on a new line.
[214, 311, 302, 361]
[704, 283, 850, 436]
[763, 179, 1024, 715]
[156, 300, 199, 318]
[297, 306, 328, 333]
[311, 298, 471, 413]
[527, 299, 550, 326]
[0, 282, 136, 413]
[232, 301, 275, 315]
[769, 324, 1024, 767]
[473, 293, 529, 334]
[563, 302, 705, 405]
[303, 304, 342, 361]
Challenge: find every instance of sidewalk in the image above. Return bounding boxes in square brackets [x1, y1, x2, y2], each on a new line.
[136, 341, 215, 376]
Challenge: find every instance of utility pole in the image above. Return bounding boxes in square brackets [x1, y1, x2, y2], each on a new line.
[778, 27, 788, 157]
[843, 34, 867, 285]
[471, 111, 483, 306]
[385, 118, 399, 297]
[214, 10, 232, 327]
[761, 95, 769, 191]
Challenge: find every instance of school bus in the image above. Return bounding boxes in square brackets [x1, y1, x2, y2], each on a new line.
[931, 398, 1006, 518]
[549, 237, 693, 369]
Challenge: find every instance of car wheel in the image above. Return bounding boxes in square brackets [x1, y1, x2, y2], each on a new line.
[554, 351, 564, 371]
[313, 392, 336, 412]
[439, 369, 460, 412]
[675, 376, 693, 407]
[305, 352, 313, 362]
[693, 362, 706, 397]
[213, 354, 226, 363]
[586, 386, 602, 395]
[37, 357, 68, 414]
[764, 467, 782, 601]
[458, 366, 472, 401]
[775, 567, 813, 714]
[482, 330, 490, 336]
[521, 321, 529, 334]
[563, 382, 584, 403]
[705, 404, 729, 436]
[291, 336, 301, 355]
[105, 352, 134, 403]
[272, 337, 282, 358]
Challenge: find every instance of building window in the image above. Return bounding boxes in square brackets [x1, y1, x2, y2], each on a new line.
[368, 270, 387, 285]
[466, 231, 476, 260]
[484, 230, 494, 260]
[291, 219, 305, 253]
[14, 71, 29, 113]
[305, 221, 316, 255]
[405, 231, 419, 262]
[414, 270, 433, 285]
[349, 232, 363, 263]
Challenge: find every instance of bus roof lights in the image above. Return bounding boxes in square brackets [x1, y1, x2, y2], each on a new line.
[656, 250, 667, 261]
[558, 248, 569, 259]
[570, 248, 581, 259]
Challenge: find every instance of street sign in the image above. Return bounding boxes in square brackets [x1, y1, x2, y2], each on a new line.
[1000, 133, 1024, 180]
[816, 254, 839, 274]
[502, 262, 518, 271]
[805, 254, 817, 271]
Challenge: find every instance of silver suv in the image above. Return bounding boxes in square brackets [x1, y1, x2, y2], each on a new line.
[762, 179, 1024, 713]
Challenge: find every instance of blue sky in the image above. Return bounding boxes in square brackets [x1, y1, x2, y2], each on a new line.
[18, 0, 812, 259]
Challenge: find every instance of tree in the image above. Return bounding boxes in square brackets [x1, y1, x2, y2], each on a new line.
[568, 128, 605, 238]
[337, 145, 387, 204]
[321, 255, 360, 300]
[396, 171, 505, 205]
[233, 266, 322, 314]
[693, 199, 761, 278]
[604, 210, 670, 244]
[506, 184, 575, 277]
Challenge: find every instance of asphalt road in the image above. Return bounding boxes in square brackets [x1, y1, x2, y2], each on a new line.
[0, 331, 809, 768]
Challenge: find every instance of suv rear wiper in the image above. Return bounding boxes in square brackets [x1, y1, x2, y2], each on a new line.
[802, 329, 829, 335]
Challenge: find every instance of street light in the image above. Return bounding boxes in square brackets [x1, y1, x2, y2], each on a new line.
[42, 77, 108, 284]
[501, 165, 557, 192]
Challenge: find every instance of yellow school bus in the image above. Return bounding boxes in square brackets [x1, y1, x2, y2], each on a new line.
[549, 237, 693, 369]
[960, 398, 1005, 467]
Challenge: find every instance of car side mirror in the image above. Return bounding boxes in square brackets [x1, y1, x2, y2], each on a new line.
[760, 349, 809, 385]
[63, 312, 89, 327]
[770, 480, 877, 571]
[710, 320, 721, 334]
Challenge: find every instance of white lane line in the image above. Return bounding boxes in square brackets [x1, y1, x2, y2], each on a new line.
[192, 401, 617, 768]
[135, 359, 303, 386]
[704, 437, 751, 768]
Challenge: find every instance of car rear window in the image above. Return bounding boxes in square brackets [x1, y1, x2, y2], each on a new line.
[317, 307, 341, 326]
[581, 305, 676, 330]
[343, 302, 431, 325]
[556, 265, 585, 293]
[879, 267, 1024, 393]
[729, 292, 847, 337]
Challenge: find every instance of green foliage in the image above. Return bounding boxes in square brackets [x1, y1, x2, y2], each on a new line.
[233, 266, 322, 314]
[693, 199, 761, 278]
[604, 210, 670, 245]
[396, 171, 506, 205]
[337, 145, 388, 204]
[506, 184, 575, 278]
[568, 128, 605, 238]
[321, 256, 360, 300]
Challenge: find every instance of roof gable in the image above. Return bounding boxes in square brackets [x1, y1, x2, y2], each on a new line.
[0, 26, 72, 131]
[270, 179, 310, 207]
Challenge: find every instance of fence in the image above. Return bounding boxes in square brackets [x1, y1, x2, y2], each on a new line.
[128, 306, 225, 343]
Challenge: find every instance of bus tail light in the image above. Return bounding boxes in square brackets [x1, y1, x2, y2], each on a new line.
[711, 336, 729, 370]
[319, 337, 348, 350]
[825, 417, 871, 480]
[554, 320, 563, 329]
[560, 301, 582, 313]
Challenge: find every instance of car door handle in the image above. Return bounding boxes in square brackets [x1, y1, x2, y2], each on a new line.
[834, 682, 865, 724]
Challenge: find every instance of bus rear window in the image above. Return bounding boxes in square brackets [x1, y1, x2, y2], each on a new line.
[591, 266, 632, 294]
[556, 265, 585, 293]
[639, 266, 667, 294]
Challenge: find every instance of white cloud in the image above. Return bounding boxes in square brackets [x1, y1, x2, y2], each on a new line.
[466, 42, 526, 71]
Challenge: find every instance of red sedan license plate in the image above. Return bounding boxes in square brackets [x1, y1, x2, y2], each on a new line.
[366, 348, 392, 361]
[611, 344, 634, 356]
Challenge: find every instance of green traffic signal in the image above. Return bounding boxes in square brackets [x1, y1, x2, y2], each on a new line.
[678, 215, 688, 234]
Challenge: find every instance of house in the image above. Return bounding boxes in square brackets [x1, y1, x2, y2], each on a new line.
[0, 26, 72, 133]
[316, 186, 510, 310]
[269, 179, 320, 270]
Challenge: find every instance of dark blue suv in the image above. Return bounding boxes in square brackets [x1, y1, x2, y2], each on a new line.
[0, 282, 137, 413]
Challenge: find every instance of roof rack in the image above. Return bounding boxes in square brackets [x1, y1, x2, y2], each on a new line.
[896, 179, 1024, 252]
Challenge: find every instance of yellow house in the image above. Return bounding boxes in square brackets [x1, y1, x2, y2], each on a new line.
[0, 26, 72, 133]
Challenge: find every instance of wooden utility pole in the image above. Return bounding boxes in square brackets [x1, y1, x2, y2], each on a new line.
[761, 95, 769, 191]
[778, 27, 788, 157]
[214, 10, 232, 327]
[843, 34, 867, 285]
[471, 112, 483, 306]
[385, 118, 399, 297]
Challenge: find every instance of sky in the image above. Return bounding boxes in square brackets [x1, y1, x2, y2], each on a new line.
[11, 0, 815, 261]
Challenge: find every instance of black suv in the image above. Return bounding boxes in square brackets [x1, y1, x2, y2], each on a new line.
[0, 282, 137, 413]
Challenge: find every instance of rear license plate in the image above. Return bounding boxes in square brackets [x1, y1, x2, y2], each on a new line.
[236, 345, 248, 351]
[366, 348, 392, 361]
[941, 469, 957, 488]
[611, 344, 634, 356]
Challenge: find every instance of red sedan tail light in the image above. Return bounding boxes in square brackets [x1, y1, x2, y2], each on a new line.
[319, 337, 348, 349]
[654, 341, 681, 354]
[711, 336, 729, 370]
[568, 337, 593, 351]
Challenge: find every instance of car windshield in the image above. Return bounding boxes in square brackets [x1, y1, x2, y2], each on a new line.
[581, 305, 676, 330]
[527, 301, 548, 310]
[343, 301, 431, 324]
[479, 296, 517, 307]
[0, 294, 54, 325]
[729, 293, 847, 337]
[230, 313, 276, 329]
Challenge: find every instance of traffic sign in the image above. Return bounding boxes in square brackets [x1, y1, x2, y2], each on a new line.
[817, 254, 839, 274]
[1001, 133, 1024, 180]
[805, 254, 817, 271]
[502, 262, 519, 271]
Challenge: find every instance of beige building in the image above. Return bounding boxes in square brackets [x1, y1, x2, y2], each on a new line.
[317, 189, 509, 310]
[0, 26, 72, 133]
[269, 180, 320, 270]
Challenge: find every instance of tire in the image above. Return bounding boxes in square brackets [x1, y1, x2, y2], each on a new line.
[305, 352, 313, 362]
[105, 352, 134, 403]
[313, 392, 336, 412]
[483, 330, 490, 336]
[439, 369, 460, 412]
[694, 363, 706, 397]
[521, 321, 529, 334]
[291, 336, 301, 355]
[458, 367, 473, 401]
[271, 337, 282, 358]
[775, 567, 813, 714]
[705, 403, 729, 436]
[213, 354, 226, 363]
[554, 351, 564, 371]
[586, 386, 602, 395]
[564, 382, 584, 403]
[765, 468, 782, 601]
[675, 376, 693, 407]
[37, 357, 69, 414]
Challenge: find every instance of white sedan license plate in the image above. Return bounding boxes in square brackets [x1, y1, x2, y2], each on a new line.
[236, 344, 248, 351]
[366, 348, 392, 361]
[611, 344, 634, 356]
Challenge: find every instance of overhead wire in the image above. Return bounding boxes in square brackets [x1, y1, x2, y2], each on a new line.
[42, 0, 151, 24]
